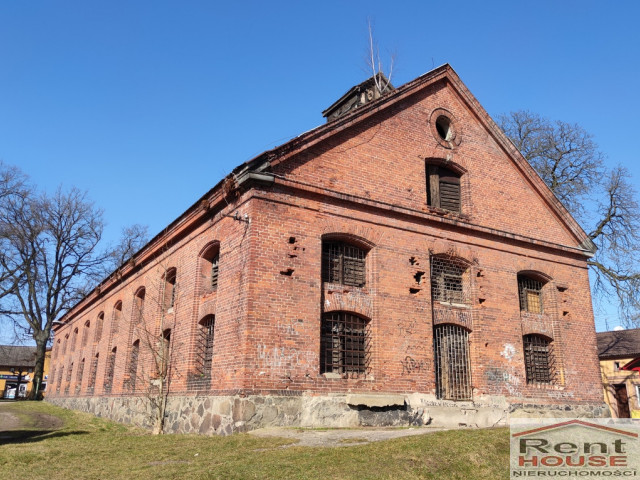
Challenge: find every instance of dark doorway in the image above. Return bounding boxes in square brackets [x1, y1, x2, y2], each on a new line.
[613, 384, 631, 418]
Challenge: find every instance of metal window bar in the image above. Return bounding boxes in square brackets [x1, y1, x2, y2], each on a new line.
[128, 342, 139, 391]
[322, 242, 366, 287]
[104, 350, 116, 393]
[211, 256, 219, 290]
[433, 324, 472, 400]
[431, 256, 469, 305]
[518, 277, 543, 313]
[87, 355, 98, 392]
[320, 312, 370, 375]
[523, 335, 554, 384]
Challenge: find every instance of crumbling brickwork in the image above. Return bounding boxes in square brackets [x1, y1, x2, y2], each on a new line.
[48, 65, 606, 433]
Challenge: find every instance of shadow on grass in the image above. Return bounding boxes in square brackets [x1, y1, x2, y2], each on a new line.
[0, 429, 89, 445]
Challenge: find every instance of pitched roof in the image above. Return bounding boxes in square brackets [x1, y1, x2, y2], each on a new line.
[0, 345, 38, 367]
[597, 328, 640, 359]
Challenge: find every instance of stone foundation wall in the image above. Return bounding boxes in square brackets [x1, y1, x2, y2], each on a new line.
[47, 393, 610, 435]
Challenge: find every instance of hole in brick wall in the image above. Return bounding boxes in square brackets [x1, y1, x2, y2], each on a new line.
[409, 257, 418, 265]
[288, 254, 297, 258]
[563, 311, 569, 316]
[288, 237, 296, 244]
[280, 268, 294, 276]
[435, 115, 453, 141]
[414, 271, 425, 284]
[478, 298, 486, 304]
[409, 288, 421, 294]
[476, 271, 484, 277]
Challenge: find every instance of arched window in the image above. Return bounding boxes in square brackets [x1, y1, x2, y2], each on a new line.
[433, 324, 472, 400]
[128, 340, 140, 391]
[57, 366, 64, 393]
[518, 275, 545, 313]
[88, 353, 99, 393]
[163, 268, 177, 310]
[426, 165, 461, 213]
[523, 334, 554, 384]
[160, 329, 171, 377]
[430, 256, 470, 306]
[320, 312, 370, 375]
[200, 243, 220, 294]
[76, 358, 85, 394]
[71, 328, 78, 352]
[81, 321, 90, 348]
[197, 315, 216, 380]
[65, 362, 73, 395]
[63, 334, 69, 355]
[133, 288, 145, 325]
[322, 241, 367, 287]
[104, 347, 117, 393]
[94, 312, 104, 343]
[111, 301, 123, 338]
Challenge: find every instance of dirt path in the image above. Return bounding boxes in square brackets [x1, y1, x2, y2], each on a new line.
[0, 402, 63, 432]
[249, 425, 446, 447]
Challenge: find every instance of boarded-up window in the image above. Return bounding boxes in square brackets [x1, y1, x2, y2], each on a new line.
[427, 165, 461, 213]
[431, 256, 469, 305]
[518, 276, 544, 313]
[433, 324, 472, 400]
[320, 312, 369, 375]
[322, 242, 366, 287]
[523, 334, 554, 384]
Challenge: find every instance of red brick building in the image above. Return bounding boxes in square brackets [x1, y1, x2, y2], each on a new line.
[48, 65, 607, 433]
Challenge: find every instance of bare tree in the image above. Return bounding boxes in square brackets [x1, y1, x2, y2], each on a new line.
[499, 111, 640, 327]
[126, 261, 180, 434]
[0, 163, 150, 398]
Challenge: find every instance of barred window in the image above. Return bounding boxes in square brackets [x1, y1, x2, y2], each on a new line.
[104, 347, 117, 393]
[197, 315, 215, 379]
[200, 243, 220, 294]
[320, 312, 370, 375]
[128, 340, 140, 391]
[431, 256, 469, 305]
[523, 334, 554, 385]
[433, 324, 472, 400]
[87, 353, 98, 393]
[322, 242, 366, 287]
[427, 165, 461, 213]
[518, 275, 544, 313]
[94, 312, 104, 343]
[81, 321, 90, 348]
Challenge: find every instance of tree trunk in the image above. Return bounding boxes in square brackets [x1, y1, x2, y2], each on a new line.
[29, 338, 48, 400]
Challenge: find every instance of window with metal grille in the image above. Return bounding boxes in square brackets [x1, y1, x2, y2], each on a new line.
[200, 243, 220, 294]
[75, 358, 84, 393]
[433, 324, 472, 400]
[133, 288, 145, 324]
[431, 256, 469, 305]
[94, 312, 104, 343]
[523, 334, 554, 384]
[111, 302, 122, 338]
[128, 341, 140, 391]
[427, 165, 461, 213]
[104, 347, 116, 393]
[81, 321, 90, 348]
[518, 276, 544, 313]
[162, 268, 177, 310]
[71, 328, 78, 352]
[87, 353, 98, 393]
[322, 242, 366, 287]
[320, 312, 369, 375]
[197, 315, 215, 379]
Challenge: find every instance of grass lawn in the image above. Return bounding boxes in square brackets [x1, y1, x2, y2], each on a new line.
[0, 402, 509, 479]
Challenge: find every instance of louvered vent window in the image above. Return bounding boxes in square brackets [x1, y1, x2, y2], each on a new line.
[320, 312, 369, 375]
[322, 242, 366, 287]
[523, 335, 554, 385]
[427, 165, 461, 213]
[433, 324, 472, 400]
[518, 276, 544, 313]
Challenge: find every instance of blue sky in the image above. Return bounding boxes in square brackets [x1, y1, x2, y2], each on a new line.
[1, 1, 638, 336]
